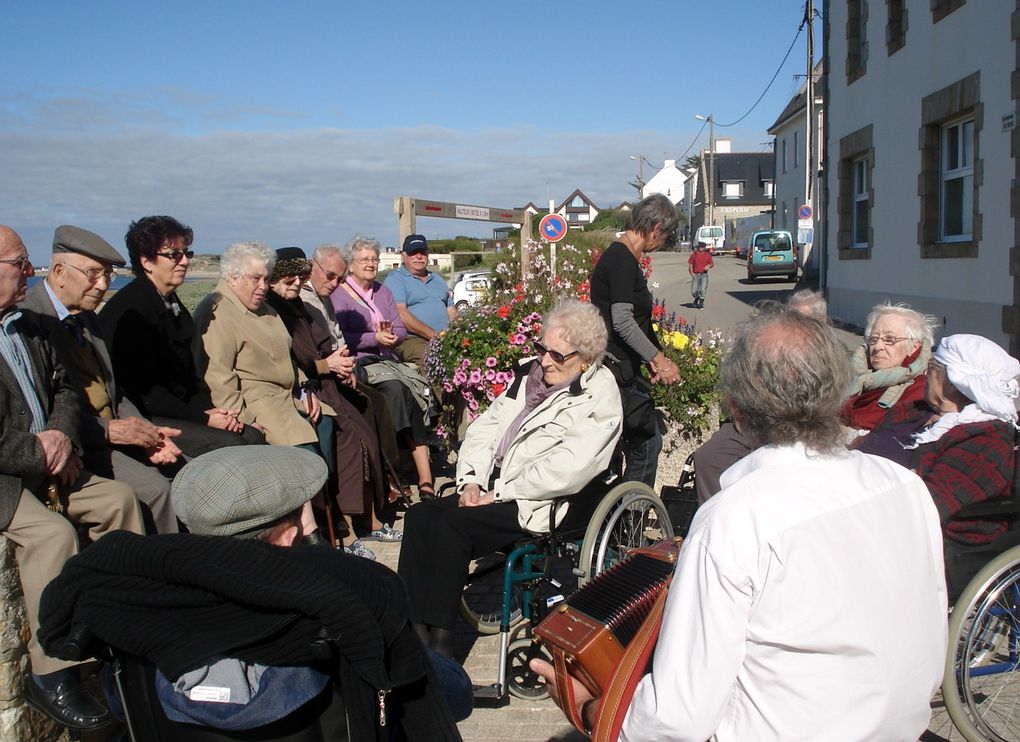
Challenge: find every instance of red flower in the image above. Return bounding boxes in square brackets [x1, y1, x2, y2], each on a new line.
[498, 305, 511, 319]
[462, 338, 470, 348]
[651, 303, 665, 320]
[491, 382, 505, 396]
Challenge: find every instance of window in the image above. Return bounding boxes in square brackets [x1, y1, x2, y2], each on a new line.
[782, 139, 788, 173]
[722, 182, 743, 199]
[793, 131, 799, 168]
[939, 118, 974, 241]
[570, 195, 585, 208]
[847, 0, 867, 84]
[837, 124, 873, 258]
[764, 181, 775, 198]
[781, 201, 788, 228]
[852, 158, 869, 247]
[886, 0, 906, 55]
[918, 72, 980, 258]
[932, 0, 965, 24]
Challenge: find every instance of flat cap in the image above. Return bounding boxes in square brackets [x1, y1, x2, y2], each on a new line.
[52, 225, 126, 267]
[172, 446, 327, 538]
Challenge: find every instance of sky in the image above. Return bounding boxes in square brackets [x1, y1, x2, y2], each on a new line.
[2, 1, 821, 262]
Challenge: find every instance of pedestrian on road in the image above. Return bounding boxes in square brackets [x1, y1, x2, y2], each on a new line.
[688, 241, 714, 309]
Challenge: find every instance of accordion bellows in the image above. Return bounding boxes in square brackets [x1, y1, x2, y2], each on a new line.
[534, 539, 681, 696]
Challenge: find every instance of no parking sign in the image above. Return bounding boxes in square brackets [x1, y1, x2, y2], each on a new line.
[539, 214, 568, 242]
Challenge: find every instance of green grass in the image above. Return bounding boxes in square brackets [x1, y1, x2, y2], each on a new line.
[176, 281, 217, 312]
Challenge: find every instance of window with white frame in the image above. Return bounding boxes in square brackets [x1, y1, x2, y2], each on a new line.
[570, 195, 585, 208]
[939, 117, 973, 241]
[852, 157, 869, 247]
[764, 180, 775, 198]
[722, 181, 743, 199]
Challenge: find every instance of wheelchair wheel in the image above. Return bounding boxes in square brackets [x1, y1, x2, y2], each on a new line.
[506, 638, 552, 700]
[943, 544, 1020, 742]
[459, 552, 528, 635]
[576, 482, 673, 586]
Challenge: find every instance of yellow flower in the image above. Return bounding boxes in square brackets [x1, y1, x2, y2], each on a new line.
[652, 322, 659, 333]
[671, 332, 689, 351]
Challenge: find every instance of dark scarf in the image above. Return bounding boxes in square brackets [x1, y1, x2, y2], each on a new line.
[38, 532, 461, 742]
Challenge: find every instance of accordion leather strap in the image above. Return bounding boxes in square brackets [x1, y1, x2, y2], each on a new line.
[554, 652, 588, 733]
[591, 579, 672, 742]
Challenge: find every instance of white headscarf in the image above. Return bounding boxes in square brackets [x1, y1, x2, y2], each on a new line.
[909, 334, 1020, 447]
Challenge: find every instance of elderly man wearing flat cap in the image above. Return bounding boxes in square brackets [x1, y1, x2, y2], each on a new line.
[20, 225, 181, 534]
[383, 234, 456, 374]
[38, 445, 471, 738]
[0, 224, 144, 732]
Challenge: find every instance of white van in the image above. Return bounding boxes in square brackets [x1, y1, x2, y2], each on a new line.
[694, 225, 725, 253]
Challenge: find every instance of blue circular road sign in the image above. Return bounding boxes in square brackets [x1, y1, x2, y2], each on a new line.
[539, 213, 569, 242]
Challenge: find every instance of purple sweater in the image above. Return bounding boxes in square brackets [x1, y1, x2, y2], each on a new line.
[330, 282, 407, 359]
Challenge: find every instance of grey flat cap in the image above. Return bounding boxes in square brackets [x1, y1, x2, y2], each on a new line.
[52, 224, 126, 267]
[172, 446, 327, 538]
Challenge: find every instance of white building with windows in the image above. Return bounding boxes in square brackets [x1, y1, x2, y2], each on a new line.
[823, 0, 1018, 352]
[642, 160, 689, 205]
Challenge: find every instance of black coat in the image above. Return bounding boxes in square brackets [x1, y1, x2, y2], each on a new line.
[38, 531, 461, 742]
[99, 277, 214, 423]
[0, 308, 83, 530]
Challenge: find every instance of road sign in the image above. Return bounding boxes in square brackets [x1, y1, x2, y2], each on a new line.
[798, 218, 813, 231]
[539, 213, 569, 242]
[798, 203, 814, 221]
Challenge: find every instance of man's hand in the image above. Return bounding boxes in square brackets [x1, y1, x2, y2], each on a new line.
[303, 391, 321, 424]
[36, 429, 73, 475]
[107, 416, 161, 448]
[325, 349, 356, 379]
[57, 452, 83, 486]
[529, 658, 599, 731]
[206, 408, 243, 433]
[146, 426, 182, 465]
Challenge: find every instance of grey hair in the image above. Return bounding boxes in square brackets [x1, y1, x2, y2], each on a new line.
[719, 309, 851, 453]
[864, 302, 939, 347]
[313, 243, 344, 262]
[543, 298, 608, 366]
[786, 289, 828, 319]
[342, 235, 381, 264]
[221, 241, 275, 279]
[626, 194, 679, 238]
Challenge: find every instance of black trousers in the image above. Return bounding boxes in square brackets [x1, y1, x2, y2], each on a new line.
[151, 416, 265, 459]
[398, 495, 524, 631]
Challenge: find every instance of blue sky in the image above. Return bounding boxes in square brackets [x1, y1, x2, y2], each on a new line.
[3, 1, 820, 261]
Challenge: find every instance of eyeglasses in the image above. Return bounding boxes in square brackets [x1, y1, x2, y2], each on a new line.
[59, 261, 115, 284]
[353, 257, 380, 265]
[155, 249, 194, 263]
[0, 255, 32, 273]
[277, 273, 310, 284]
[866, 335, 910, 347]
[313, 259, 345, 281]
[534, 340, 579, 365]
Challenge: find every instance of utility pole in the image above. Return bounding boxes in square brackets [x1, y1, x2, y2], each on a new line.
[708, 115, 715, 225]
[803, 0, 816, 277]
[629, 155, 646, 198]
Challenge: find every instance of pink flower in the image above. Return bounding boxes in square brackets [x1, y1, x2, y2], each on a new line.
[469, 369, 482, 384]
[485, 356, 498, 368]
[485, 368, 496, 381]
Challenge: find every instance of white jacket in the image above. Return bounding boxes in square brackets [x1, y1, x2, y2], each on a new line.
[456, 360, 623, 533]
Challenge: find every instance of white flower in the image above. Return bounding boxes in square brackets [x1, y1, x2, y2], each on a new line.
[651, 282, 660, 289]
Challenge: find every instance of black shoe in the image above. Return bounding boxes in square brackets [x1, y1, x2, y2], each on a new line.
[23, 676, 111, 731]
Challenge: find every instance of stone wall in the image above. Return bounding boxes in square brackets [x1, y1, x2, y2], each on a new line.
[0, 537, 68, 741]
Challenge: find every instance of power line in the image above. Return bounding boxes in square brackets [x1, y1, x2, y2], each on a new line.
[674, 117, 708, 164]
[715, 20, 806, 128]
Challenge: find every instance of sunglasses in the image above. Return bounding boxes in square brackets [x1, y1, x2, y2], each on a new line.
[155, 249, 195, 263]
[0, 254, 32, 273]
[313, 259, 344, 282]
[534, 340, 579, 364]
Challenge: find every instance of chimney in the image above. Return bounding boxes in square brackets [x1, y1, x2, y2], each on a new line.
[715, 138, 732, 154]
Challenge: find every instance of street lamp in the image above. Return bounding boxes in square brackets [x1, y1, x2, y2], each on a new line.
[629, 154, 649, 198]
[695, 114, 715, 226]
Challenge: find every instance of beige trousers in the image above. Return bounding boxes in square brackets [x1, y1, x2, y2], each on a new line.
[4, 474, 143, 674]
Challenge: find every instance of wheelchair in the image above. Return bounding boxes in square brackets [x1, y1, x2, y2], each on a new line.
[456, 464, 683, 706]
[942, 436, 1020, 741]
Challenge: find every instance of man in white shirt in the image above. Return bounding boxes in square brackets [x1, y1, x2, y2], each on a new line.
[534, 307, 948, 741]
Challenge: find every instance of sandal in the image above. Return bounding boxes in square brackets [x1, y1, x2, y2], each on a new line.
[417, 481, 436, 500]
[388, 477, 413, 505]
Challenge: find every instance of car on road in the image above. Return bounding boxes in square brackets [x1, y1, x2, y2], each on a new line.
[746, 230, 798, 282]
[452, 271, 491, 309]
[694, 225, 725, 253]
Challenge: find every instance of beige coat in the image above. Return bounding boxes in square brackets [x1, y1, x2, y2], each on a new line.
[456, 361, 623, 533]
[192, 281, 317, 446]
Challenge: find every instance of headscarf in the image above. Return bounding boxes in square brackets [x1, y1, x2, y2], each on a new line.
[909, 334, 1020, 447]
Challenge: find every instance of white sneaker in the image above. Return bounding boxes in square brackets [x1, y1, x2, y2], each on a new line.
[344, 539, 377, 560]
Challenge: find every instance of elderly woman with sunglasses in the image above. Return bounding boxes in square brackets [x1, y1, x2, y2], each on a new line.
[843, 303, 940, 432]
[856, 334, 1020, 597]
[397, 299, 623, 657]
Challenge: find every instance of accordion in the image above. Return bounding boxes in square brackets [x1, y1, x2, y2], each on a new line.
[534, 538, 681, 702]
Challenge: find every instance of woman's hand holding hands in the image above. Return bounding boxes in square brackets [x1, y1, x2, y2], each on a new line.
[459, 483, 495, 507]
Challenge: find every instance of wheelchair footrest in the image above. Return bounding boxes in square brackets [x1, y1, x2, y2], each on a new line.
[472, 682, 511, 708]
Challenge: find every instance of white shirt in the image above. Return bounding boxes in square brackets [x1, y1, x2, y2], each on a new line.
[621, 443, 947, 742]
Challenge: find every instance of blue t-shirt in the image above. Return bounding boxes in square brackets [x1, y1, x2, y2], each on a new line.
[383, 266, 452, 334]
